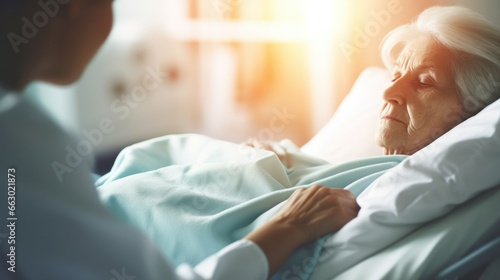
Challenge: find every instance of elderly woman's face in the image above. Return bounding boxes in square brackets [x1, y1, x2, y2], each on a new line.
[376, 36, 466, 155]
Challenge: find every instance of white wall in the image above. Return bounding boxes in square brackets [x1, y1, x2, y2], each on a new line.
[27, 0, 500, 156]
[33, 0, 199, 155]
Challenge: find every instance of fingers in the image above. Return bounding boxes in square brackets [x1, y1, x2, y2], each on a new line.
[241, 138, 274, 151]
[293, 185, 359, 211]
[330, 189, 360, 213]
[286, 186, 357, 213]
[284, 185, 360, 239]
[240, 138, 255, 147]
[240, 138, 291, 168]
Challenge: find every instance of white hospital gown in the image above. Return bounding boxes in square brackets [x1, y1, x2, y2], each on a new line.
[0, 87, 268, 280]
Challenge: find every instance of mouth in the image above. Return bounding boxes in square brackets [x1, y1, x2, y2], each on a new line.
[381, 115, 406, 125]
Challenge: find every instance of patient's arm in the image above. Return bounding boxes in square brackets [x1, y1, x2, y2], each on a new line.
[245, 185, 359, 277]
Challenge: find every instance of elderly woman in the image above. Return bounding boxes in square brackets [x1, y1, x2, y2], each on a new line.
[94, 5, 500, 279]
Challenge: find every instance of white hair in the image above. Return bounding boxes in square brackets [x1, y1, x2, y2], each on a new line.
[381, 6, 500, 114]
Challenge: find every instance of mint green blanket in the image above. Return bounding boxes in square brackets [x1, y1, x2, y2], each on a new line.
[96, 134, 406, 277]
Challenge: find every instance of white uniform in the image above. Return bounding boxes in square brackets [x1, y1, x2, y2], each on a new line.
[0, 87, 268, 280]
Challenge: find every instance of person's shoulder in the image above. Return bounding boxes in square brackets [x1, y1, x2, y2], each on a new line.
[0, 92, 97, 200]
[1, 94, 67, 159]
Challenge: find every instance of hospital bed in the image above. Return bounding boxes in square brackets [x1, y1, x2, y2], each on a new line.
[96, 65, 500, 280]
[301, 67, 500, 279]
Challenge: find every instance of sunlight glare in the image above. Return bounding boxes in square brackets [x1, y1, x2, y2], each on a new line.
[303, 0, 349, 40]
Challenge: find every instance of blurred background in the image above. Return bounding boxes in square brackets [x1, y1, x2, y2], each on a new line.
[25, 0, 500, 174]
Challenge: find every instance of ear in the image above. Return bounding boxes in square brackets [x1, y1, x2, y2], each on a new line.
[62, 0, 85, 18]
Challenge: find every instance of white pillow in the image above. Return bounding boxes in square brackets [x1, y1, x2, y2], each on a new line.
[301, 67, 390, 165]
[312, 96, 500, 277]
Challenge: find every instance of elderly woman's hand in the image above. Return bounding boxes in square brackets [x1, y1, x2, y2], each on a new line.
[245, 185, 359, 277]
[241, 138, 291, 168]
[241, 137, 275, 151]
[272, 185, 359, 242]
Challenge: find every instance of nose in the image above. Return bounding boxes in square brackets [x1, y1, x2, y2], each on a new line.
[383, 78, 406, 105]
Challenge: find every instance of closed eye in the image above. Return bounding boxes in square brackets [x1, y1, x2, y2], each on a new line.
[418, 75, 435, 88]
[418, 81, 433, 87]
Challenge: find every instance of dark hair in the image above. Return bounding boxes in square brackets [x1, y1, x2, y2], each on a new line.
[0, 0, 42, 89]
[0, 1, 27, 14]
